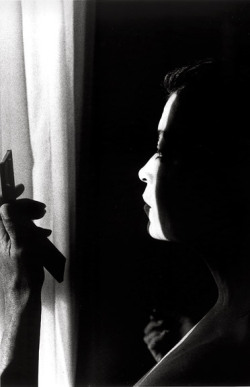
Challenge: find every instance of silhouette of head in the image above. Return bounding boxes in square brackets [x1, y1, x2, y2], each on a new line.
[139, 60, 250, 247]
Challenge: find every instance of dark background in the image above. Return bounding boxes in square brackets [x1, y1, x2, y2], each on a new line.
[75, 1, 250, 385]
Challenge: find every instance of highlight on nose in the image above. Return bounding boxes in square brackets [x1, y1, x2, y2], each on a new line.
[138, 166, 147, 182]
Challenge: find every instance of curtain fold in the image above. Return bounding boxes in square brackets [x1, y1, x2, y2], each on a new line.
[0, 1, 92, 385]
[0, 0, 34, 348]
[21, 1, 76, 385]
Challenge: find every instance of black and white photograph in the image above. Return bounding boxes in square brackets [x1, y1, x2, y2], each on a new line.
[1, 0, 250, 386]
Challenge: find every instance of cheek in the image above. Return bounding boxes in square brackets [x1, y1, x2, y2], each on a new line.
[155, 170, 179, 240]
[145, 173, 171, 241]
[155, 163, 236, 242]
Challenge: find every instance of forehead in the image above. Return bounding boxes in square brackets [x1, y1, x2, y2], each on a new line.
[158, 92, 178, 136]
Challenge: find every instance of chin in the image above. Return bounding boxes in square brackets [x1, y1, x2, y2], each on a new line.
[147, 222, 167, 241]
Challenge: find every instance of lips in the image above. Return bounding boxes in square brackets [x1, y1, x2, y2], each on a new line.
[144, 203, 151, 216]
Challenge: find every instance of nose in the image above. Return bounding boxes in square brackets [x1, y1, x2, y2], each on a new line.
[138, 163, 147, 182]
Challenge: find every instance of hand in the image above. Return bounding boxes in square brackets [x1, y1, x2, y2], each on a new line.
[143, 317, 171, 362]
[0, 184, 51, 301]
[0, 184, 52, 384]
[143, 310, 194, 362]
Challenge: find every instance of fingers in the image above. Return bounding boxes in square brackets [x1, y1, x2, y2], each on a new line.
[144, 329, 168, 362]
[144, 329, 169, 345]
[0, 200, 48, 244]
[0, 184, 25, 206]
[144, 319, 169, 353]
[144, 320, 165, 335]
[0, 205, 19, 241]
[36, 227, 52, 238]
[0, 199, 46, 221]
[14, 184, 25, 199]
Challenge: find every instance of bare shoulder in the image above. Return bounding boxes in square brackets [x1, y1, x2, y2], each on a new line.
[135, 317, 250, 386]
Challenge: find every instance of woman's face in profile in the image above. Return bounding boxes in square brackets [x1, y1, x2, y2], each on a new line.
[139, 90, 236, 244]
[139, 92, 178, 241]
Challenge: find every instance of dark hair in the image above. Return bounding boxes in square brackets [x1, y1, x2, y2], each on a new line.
[162, 59, 250, 163]
[164, 59, 215, 94]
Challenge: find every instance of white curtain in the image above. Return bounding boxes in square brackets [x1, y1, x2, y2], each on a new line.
[0, 1, 94, 385]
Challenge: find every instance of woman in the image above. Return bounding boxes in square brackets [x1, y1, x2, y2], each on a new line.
[136, 60, 250, 385]
[1, 60, 250, 386]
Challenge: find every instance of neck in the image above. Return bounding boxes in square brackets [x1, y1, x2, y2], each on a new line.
[196, 237, 250, 318]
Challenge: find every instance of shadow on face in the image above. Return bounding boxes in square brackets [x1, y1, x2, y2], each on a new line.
[155, 87, 249, 247]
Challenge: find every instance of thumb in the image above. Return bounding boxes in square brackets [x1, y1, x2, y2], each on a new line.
[0, 203, 18, 241]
